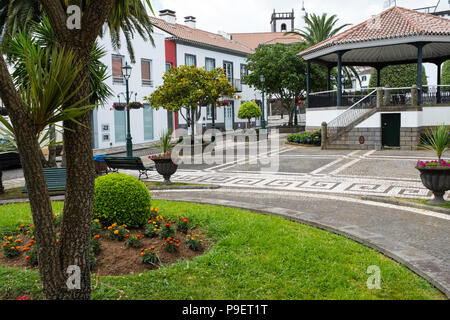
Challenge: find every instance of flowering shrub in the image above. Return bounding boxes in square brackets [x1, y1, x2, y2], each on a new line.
[287, 130, 321, 146]
[91, 219, 102, 236]
[149, 152, 179, 161]
[90, 235, 102, 254]
[141, 247, 160, 265]
[128, 102, 143, 109]
[107, 223, 129, 241]
[126, 234, 144, 248]
[25, 248, 38, 266]
[149, 207, 160, 220]
[177, 217, 192, 234]
[186, 234, 203, 251]
[2, 236, 22, 258]
[145, 221, 160, 238]
[417, 159, 450, 168]
[161, 237, 180, 253]
[160, 221, 176, 239]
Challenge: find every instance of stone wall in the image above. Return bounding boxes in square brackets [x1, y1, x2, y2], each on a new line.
[327, 127, 421, 150]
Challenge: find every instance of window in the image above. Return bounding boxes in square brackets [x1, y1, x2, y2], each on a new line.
[223, 61, 233, 83]
[240, 64, 248, 84]
[205, 58, 216, 72]
[165, 62, 172, 72]
[112, 55, 124, 84]
[185, 54, 196, 67]
[361, 76, 367, 82]
[114, 109, 126, 143]
[207, 104, 217, 120]
[143, 104, 154, 141]
[281, 23, 287, 32]
[141, 59, 153, 86]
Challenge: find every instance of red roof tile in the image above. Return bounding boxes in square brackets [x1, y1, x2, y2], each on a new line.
[149, 17, 254, 55]
[300, 6, 450, 57]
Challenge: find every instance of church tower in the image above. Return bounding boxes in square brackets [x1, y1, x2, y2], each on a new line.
[270, 9, 295, 32]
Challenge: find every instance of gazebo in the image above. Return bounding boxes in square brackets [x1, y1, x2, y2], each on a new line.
[298, 6, 450, 150]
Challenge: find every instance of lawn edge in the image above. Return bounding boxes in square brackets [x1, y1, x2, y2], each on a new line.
[361, 195, 450, 215]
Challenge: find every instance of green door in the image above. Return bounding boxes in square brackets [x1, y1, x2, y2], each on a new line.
[381, 113, 400, 147]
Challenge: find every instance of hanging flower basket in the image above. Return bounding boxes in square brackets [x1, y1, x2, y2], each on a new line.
[0, 107, 7, 116]
[113, 103, 126, 111]
[128, 102, 143, 109]
[219, 100, 231, 106]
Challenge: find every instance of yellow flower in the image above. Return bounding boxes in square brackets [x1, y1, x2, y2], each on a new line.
[114, 230, 119, 235]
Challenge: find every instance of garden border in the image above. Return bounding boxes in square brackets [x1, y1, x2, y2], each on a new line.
[361, 195, 450, 215]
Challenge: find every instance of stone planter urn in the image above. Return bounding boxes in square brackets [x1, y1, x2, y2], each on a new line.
[416, 166, 450, 204]
[153, 158, 178, 184]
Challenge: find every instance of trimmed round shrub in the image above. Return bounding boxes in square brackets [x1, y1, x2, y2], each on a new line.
[93, 173, 151, 227]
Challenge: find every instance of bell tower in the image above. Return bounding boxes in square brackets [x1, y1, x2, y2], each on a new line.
[270, 9, 295, 32]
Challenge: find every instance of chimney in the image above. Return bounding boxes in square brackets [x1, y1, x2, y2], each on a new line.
[159, 9, 176, 24]
[184, 16, 196, 29]
[218, 30, 231, 40]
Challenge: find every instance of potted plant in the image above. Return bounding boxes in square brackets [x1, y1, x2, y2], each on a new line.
[416, 124, 450, 204]
[128, 102, 143, 109]
[113, 103, 126, 111]
[149, 130, 178, 184]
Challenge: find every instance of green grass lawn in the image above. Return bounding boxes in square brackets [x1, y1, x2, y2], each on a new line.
[396, 198, 450, 210]
[0, 200, 445, 300]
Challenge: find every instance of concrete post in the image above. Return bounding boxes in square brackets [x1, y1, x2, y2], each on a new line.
[383, 87, 391, 106]
[411, 85, 418, 107]
[321, 122, 328, 150]
[376, 87, 383, 109]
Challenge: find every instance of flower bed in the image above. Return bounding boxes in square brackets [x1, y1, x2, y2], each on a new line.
[287, 130, 321, 146]
[416, 159, 450, 168]
[0, 207, 208, 277]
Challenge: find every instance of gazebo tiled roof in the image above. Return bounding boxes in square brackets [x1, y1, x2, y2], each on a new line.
[299, 6, 450, 66]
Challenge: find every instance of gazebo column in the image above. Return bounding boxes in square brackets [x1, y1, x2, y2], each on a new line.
[337, 52, 343, 106]
[416, 43, 424, 106]
[306, 61, 311, 108]
[436, 61, 442, 104]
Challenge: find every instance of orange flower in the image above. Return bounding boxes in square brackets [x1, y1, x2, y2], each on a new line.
[26, 256, 30, 260]
[94, 235, 101, 239]
[141, 252, 145, 256]
[114, 230, 119, 235]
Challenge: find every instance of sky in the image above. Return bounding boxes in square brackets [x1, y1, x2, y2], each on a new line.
[151, 0, 445, 34]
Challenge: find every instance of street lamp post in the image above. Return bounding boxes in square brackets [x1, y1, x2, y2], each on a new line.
[260, 74, 266, 129]
[123, 62, 133, 158]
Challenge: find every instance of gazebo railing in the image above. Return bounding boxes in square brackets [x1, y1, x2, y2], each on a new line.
[327, 89, 377, 139]
[309, 88, 377, 108]
[422, 85, 450, 105]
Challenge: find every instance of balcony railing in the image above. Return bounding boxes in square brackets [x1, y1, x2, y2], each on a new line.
[309, 88, 377, 108]
[422, 85, 450, 105]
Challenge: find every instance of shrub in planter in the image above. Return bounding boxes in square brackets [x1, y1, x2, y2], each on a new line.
[94, 173, 152, 227]
[416, 125, 450, 204]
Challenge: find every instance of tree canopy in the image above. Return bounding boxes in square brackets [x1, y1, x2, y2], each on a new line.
[244, 42, 327, 125]
[145, 65, 236, 138]
[369, 64, 428, 88]
[237, 101, 262, 125]
[442, 60, 450, 86]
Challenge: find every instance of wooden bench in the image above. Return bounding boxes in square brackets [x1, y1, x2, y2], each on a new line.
[22, 167, 66, 193]
[104, 157, 153, 180]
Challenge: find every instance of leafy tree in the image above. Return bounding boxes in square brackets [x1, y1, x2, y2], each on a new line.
[287, 13, 359, 85]
[442, 60, 450, 86]
[237, 101, 262, 127]
[369, 64, 427, 88]
[0, 0, 154, 63]
[0, 0, 154, 300]
[244, 42, 327, 125]
[146, 65, 236, 141]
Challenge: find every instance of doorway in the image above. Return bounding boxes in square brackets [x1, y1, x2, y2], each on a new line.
[381, 113, 401, 147]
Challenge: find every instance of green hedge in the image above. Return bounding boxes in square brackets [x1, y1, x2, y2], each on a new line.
[93, 173, 151, 227]
[287, 130, 321, 146]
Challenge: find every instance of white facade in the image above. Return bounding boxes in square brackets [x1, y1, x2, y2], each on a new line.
[92, 23, 263, 150]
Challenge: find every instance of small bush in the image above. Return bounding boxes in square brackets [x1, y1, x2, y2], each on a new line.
[94, 173, 152, 227]
[2, 236, 22, 258]
[141, 247, 160, 265]
[161, 237, 180, 253]
[237, 101, 262, 126]
[107, 223, 129, 241]
[126, 234, 144, 248]
[287, 130, 321, 146]
[186, 233, 203, 251]
[177, 217, 192, 234]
